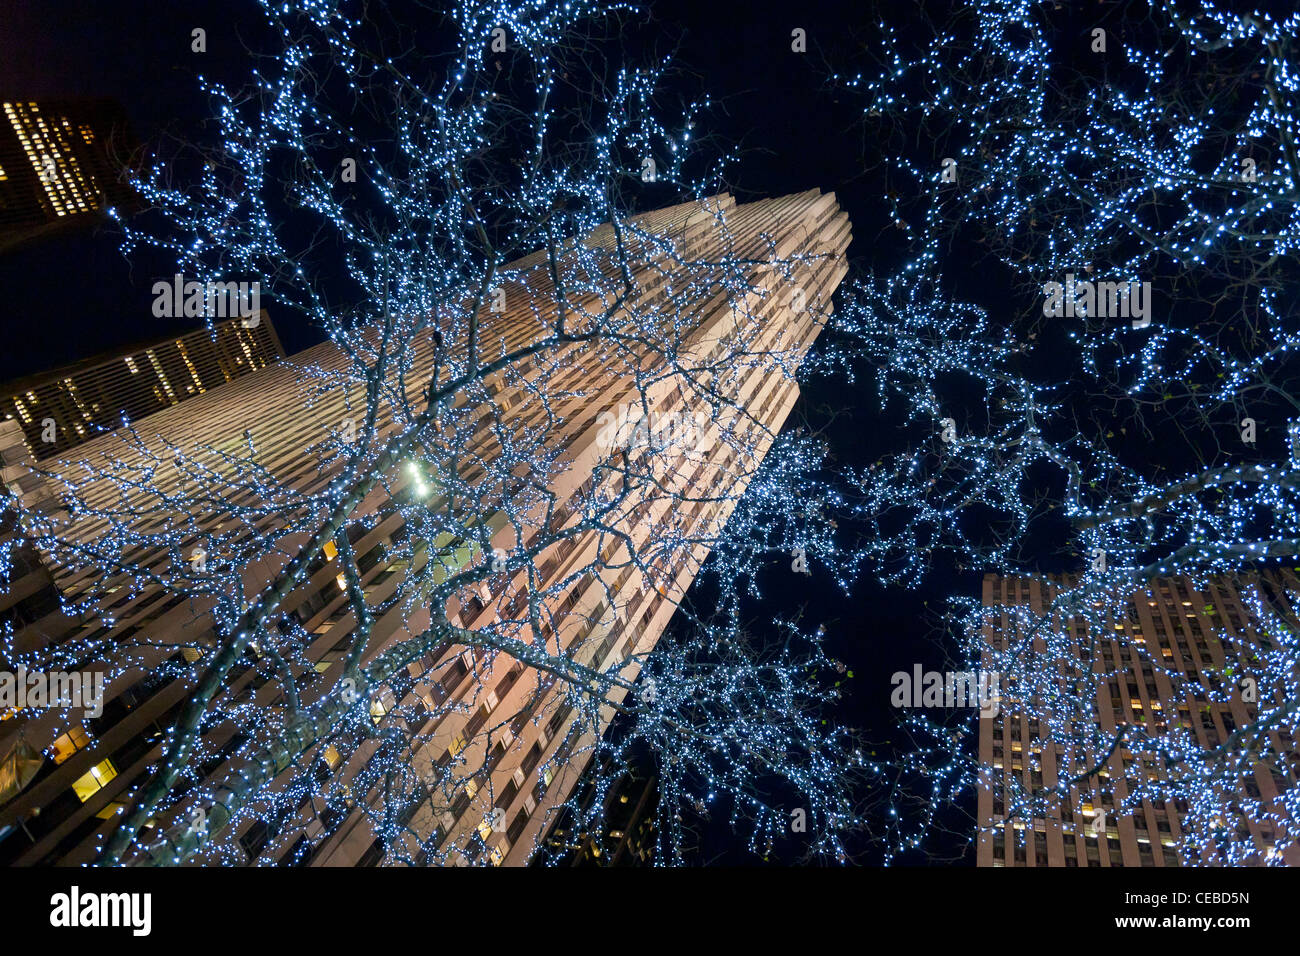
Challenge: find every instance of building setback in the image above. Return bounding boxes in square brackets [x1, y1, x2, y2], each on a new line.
[1, 315, 285, 459]
[0, 190, 851, 866]
[977, 572, 1300, 867]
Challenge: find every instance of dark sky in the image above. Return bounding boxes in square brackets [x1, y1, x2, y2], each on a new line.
[0, 0, 289, 376]
[0, 0, 897, 378]
[0, 0, 975, 864]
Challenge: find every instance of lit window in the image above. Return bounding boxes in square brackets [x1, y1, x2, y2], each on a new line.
[50, 726, 91, 765]
[71, 758, 118, 802]
[95, 800, 126, 821]
[323, 744, 342, 769]
[146, 350, 177, 401]
[323, 541, 338, 561]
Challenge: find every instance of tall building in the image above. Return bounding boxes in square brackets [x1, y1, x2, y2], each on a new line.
[0, 190, 851, 866]
[0, 314, 285, 459]
[0, 99, 137, 252]
[977, 572, 1300, 867]
[536, 754, 658, 866]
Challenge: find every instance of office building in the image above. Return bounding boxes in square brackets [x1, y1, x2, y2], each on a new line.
[1, 315, 285, 459]
[977, 571, 1300, 866]
[0, 99, 137, 251]
[536, 755, 658, 866]
[0, 190, 850, 866]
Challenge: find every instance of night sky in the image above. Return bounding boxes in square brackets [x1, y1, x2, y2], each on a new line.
[0, 0, 1002, 864]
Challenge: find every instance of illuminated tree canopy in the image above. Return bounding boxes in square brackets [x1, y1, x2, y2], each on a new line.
[831, 0, 1300, 865]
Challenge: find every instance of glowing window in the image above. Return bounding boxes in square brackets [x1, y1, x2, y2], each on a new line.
[95, 800, 126, 821]
[71, 758, 118, 802]
[50, 725, 91, 764]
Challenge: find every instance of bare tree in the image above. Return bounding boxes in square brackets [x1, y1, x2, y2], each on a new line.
[827, 0, 1300, 864]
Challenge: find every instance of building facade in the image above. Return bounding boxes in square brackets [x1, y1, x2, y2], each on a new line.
[0, 99, 137, 252]
[536, 755, 658, 866]
[0, 190, 851, 866]
[977, 571, 1300, 867]
[1, 315, 285, 459]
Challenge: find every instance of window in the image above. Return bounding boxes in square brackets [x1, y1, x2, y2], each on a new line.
[241, 821, 271, 859]
[521, 742, 542, 776]
[71, 758, 117, 802]
[323, 744, 342, 769]
[507, 809, 529, 844]
[95, 799, 127, 821]
[284, 835, 318, 867]
[50, 726, 91, 765]
[465, 704, 490, 738]
[495, 778, 520, 810]
[356, 838, 385, 867]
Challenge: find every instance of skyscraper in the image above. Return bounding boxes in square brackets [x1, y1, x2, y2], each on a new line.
[537, 755, 658, 866]
[0, 99, 137, 252]
[0, 189, 851, 866]
[1, 314, 285, 459]
[977, 572, 1300, 867]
